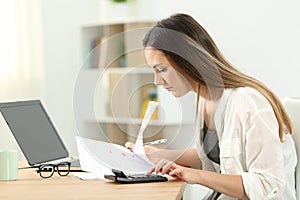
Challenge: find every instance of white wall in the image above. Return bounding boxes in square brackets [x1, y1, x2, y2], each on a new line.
[40, 0, 101, 156]
[131, 0, 300, 99]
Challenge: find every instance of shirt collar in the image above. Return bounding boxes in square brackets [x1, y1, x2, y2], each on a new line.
[214, 88, 233, 133]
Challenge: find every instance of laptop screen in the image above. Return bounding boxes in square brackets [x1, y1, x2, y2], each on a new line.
[0, 100, 69, 166]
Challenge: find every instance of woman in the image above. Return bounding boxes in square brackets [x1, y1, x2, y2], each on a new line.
[126, 13, 297, 200]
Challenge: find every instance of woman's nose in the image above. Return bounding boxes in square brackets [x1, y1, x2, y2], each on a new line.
[154, 74, 163, 86]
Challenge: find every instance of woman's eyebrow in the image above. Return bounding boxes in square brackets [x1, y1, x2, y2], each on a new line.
[152, 63, 163, 68]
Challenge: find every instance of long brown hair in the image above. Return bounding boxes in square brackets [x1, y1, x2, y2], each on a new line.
[143, 13, 292, 141]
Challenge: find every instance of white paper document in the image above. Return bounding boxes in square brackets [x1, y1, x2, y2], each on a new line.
[75, 101, 159, 176]
[76, 136, 153, 174]
[73, 171, 104, 180]
[133, 101, 159, 160]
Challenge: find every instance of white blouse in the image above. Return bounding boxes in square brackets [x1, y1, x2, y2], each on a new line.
[196, 87, 297, 200]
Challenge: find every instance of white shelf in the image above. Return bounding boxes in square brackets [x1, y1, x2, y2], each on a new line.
[103, 66, 153, 74]
[81, 19, 156, 29]
[85, 117, 192, 126]
[79, 66, 153, 75]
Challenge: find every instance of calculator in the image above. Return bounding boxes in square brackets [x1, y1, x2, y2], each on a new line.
[104, 169, 168, 184]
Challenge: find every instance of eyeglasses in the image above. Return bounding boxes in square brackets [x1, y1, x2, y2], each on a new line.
[19, 162, 71, 178]
[36, 162, 71, 178]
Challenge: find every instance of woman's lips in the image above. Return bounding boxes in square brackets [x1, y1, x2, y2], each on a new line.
[165, 87, 173, 91]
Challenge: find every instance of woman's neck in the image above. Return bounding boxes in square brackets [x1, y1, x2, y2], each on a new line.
[201, 86, 224, 131]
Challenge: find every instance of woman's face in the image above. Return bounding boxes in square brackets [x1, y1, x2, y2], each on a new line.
[144, 48, 194, 97]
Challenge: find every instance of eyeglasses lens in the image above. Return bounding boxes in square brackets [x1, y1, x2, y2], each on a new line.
[40, 165, 54, 178]
[57, 162, 70, 176]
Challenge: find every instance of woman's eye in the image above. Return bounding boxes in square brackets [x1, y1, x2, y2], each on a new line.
[158, 68, 167, 73]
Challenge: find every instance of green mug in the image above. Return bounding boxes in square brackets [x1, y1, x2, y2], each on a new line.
[0, 149, 18, 181]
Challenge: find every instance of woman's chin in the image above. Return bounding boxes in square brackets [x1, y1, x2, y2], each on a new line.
[171, 91, 187, 98]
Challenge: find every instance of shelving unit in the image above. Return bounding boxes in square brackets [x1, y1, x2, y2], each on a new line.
[81, 20, 155, 69]
[78, 20, 196, 146]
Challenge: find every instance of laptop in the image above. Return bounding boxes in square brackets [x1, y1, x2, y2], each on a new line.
[0, 100, 81, 169]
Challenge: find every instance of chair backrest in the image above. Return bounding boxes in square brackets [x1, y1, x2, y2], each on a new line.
[283, 97, 300, 200]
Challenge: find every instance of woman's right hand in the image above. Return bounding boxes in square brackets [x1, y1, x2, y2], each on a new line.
[125, 142, 162, 164]
[146, 158, 202, 185]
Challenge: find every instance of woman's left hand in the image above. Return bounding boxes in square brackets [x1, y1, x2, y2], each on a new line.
[146, 159, 201, 184]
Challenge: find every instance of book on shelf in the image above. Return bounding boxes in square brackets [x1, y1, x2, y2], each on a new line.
[96, 36, 108, 69]
[140, 87, 158, 120]
[88, 37, 104, 69]
[90, 36, 126, 69]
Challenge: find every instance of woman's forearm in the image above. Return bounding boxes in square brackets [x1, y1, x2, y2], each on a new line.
[150, 147, 201, 169]
[195, 170, 249, 200]
[174, 148, 201, 169]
